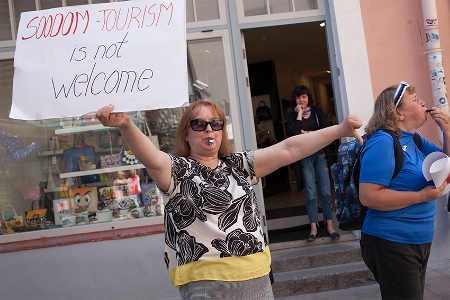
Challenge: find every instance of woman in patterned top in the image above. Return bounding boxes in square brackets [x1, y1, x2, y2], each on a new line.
[96, 100, 362, 299]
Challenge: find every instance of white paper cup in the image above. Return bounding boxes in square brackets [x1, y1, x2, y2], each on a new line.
[430, 157, 450, 195]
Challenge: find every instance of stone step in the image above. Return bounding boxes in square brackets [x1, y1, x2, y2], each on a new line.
[272, 261, 376, 298]
[269, 228, 359, 251]
[270, 238, 376, 298]
[271, 240, 363, 273]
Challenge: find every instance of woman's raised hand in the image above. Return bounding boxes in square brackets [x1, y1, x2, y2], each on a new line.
[338, 115, 363, 143]
[430, 107, 450, 133]
[96, 104, 131, 128]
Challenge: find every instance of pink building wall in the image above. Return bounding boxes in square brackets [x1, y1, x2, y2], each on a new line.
[360, 0, 450, 145]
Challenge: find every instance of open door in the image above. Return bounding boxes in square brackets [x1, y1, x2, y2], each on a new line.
[242, 22, 338, 243]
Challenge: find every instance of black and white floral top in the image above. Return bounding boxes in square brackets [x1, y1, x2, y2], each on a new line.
[161, 151, 271, 287]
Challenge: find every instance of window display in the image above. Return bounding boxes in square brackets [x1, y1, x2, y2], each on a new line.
[0, 114, 167, 234]
[1, 29, 235, 238]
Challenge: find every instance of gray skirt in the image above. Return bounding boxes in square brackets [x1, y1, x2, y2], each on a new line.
[179, 274, 274, 300]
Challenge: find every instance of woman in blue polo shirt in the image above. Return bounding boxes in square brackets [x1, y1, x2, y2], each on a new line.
[359, 82, 450, 300]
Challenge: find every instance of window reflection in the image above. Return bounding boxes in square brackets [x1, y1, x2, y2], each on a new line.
[244, 0, 267, 16]
[186, 0, 220, 22]
[40, 0, 63, 10]
[186, 0, 195, 22]
[0, 0, 12, 41]
[294, 0, 318, 11]
[13, 0, 36, 36]
[66, 0, 90, 6]
[195, 0, 219, 21]
[269, 0, 292, 14]
[243, 0, 318, 15]
[187, 38, 229, 115]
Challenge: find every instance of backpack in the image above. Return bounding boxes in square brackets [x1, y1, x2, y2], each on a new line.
[331, 130, 422, 231]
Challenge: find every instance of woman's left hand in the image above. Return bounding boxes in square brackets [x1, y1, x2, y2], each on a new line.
[337, 115, 363, 143]
[430, 107, 450, 133]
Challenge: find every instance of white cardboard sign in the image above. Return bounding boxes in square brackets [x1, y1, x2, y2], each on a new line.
[10, 0, 187, 120]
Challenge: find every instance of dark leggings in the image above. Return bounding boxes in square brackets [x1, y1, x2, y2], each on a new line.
[360, 233, 431, 300]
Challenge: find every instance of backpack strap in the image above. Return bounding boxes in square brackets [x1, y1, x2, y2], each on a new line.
[381, 130, 404, 179]
[354, 131, 416, 189]
[413, 133, 423, 151]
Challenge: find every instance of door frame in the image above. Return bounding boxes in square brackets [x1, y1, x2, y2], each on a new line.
[225, 0, 338, 239]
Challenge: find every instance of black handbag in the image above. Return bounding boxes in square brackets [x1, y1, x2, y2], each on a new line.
[255, 101, 272, 121]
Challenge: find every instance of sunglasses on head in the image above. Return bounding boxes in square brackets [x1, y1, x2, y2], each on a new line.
[188, 118, 224, 131]
[393, 81, 409, 107]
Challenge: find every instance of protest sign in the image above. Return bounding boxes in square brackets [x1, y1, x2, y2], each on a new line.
[10, 0, 187, 120]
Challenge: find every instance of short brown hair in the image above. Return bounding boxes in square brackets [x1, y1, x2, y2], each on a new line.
[171, 100, 233, 158]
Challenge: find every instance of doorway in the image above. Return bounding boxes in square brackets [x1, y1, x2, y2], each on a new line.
[243, 22, 338, 241]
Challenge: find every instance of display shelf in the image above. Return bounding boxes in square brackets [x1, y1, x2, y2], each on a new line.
[84, 181, 111, 187]
[59, 164, 145, 179]
[55, 125, 118, 134]
[95, 147, 124, 153]
[38, 150, 64, 156]
[44, 181, 107, 192]
[44, 187, 63, 193]
[38, 147, 123, 157]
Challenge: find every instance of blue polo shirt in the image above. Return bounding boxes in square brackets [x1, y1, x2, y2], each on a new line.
[359, 130, 441, 244]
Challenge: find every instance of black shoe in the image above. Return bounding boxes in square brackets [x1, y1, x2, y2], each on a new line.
[329, 232, 340, 241]
[307, 234, 317, 242]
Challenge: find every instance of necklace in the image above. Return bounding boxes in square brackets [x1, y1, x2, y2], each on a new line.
[302, 107, 311, 115]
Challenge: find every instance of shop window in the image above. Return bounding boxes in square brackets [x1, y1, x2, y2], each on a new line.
[0, 60, 13, 119]
[269, 0, 293, 14]
[244, 0, 316, 15]
[186, 0, 195, 22]
[186, 0, 225, 28]
[12, 0, 36, 41]
[0, 0, 237, 242]
[188, 38, 230, 109]
[243, 0, 267, 16]
[193, 0, 220, 21]
[66, 0, 90, 6]
[0, 0, 12, 41]
[0, 33, 236, 238]
[40, 0, 64, 10]
[294, 0, 318, 11]
[240, 0, 323, 22]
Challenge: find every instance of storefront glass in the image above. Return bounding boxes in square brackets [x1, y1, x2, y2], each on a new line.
[66, 0, 91, 6]
[0, 1, 12, 41]
[40, 0, 64, 10]
[0, 29, 233, 236]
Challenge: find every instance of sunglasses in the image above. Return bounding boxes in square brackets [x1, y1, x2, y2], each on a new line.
[188, 118, 224, 131]
[393, 81, 409, 107]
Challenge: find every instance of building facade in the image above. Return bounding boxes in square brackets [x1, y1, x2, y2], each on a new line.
[0, 0, 449, 299]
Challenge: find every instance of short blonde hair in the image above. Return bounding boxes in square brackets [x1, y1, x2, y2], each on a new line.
[171, 100, 233, 158]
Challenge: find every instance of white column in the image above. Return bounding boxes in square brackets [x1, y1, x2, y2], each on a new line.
[327, 0, 373, 138]
[421, 0, 448, 110]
